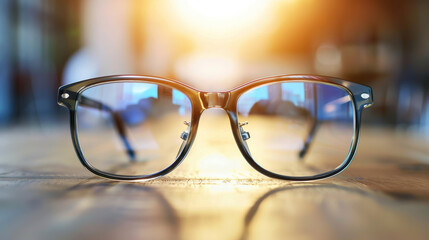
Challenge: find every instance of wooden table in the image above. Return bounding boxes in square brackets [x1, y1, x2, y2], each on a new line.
[1, 112, 428, 240]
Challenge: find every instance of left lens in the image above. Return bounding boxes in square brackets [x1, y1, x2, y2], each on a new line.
[237, 81, 355, 178]
[76, 82, 192, 176]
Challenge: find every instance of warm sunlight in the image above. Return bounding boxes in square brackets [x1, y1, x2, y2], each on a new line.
[164, 0, 289, 89]
[169, 0, 277, 43]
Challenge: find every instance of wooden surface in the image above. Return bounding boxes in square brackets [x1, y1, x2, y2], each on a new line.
[1, 112, 429, 240]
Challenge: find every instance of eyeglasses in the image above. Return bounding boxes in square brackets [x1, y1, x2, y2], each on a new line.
[58, 75, 373, 181]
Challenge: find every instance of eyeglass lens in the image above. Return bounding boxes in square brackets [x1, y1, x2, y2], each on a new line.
[76, 82, 192, 176]
[237, 82, 354, 177]
[76, 81, 354, 178]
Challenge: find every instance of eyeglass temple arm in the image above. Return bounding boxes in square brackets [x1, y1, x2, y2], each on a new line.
[299, 84, 318, 159]
[299, 120, 318, 159]
[78, 95, 136, 161]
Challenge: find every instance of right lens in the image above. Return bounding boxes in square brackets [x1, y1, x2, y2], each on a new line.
[237, 81, 355, 178]
[75, 82, 192, 176]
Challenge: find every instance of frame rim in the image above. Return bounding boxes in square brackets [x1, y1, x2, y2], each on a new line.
[58, 74, 373, 181]
[227, 77, 363, 181]
[64, 76, 203, 181]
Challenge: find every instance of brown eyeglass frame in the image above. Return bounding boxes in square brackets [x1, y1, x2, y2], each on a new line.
[58, 74, 373, 181]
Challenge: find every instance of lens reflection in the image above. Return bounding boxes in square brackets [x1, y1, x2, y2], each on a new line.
[237, 82, 354, 177]
[76, 82, 192, 176]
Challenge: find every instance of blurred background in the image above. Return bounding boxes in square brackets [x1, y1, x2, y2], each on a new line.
[0, 0, 428, 133]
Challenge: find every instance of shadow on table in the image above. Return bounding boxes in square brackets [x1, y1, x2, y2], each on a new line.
[239, 183, 429, 240]
[1, 181, 181, 240]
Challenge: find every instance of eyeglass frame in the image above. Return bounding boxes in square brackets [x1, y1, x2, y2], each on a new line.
[58, 74, 373, 181]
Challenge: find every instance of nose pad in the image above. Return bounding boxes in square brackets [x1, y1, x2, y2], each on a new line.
[176, 121, 191, 158]
[239, 121, 250, 140]
[180, 121, 191, 141]
[239, 121, 252, 154]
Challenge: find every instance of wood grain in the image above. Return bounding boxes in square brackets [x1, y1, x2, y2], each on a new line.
[0, 113, 428, 240]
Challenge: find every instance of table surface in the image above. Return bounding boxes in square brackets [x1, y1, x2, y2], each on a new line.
[1, 113, 429, 240]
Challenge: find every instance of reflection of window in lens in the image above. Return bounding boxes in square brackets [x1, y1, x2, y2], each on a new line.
[173, 89, 191, 116]
[281, 82, 304, 106]
[275, 83, 352, 121]
[125, 84, 158, 106]
[75, 82, 193, 176]
[238, 86, 268, 116]
[316, 85, 352, 121]
[79, 83, 193, 126]
[239, 83, 315, 120]
[236, 82, 355, 177]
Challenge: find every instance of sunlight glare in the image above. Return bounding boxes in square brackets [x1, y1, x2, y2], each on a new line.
[170, 0, 276, 38]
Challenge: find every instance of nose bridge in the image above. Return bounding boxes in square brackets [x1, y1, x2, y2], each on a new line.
[199, 92, 230, 109]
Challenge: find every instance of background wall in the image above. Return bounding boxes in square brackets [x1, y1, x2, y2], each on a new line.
[1, 0, 428, 133]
